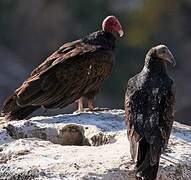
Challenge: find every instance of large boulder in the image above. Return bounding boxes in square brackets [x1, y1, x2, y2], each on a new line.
[0, 110, 190, 180]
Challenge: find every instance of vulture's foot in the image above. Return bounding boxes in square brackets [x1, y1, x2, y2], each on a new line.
[87, 107, 110, 112]
[74, 107, 110, 113]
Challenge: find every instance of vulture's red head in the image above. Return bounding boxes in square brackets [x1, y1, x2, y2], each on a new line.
[102, 15, 124, 37]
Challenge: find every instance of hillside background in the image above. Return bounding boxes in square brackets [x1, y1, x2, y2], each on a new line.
[0, 0, 190, 124]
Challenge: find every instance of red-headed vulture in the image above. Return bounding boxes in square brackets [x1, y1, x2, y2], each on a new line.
[1, 15, 124, 120]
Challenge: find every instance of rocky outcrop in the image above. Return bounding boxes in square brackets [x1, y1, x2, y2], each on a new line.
[0, 110, 190, 180]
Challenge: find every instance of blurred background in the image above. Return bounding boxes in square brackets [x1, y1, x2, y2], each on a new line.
[0, 0, 191, 125]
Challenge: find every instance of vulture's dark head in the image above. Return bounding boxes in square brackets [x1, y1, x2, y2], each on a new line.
[147, 45, 176, 68]
[102, 15, 124, 37]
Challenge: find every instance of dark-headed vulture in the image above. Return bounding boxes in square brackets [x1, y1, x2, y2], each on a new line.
[125, 45, 175, 180]
[1, 15, 124, 120]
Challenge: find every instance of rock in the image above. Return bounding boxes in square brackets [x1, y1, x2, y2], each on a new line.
[0, 109, 190, 180]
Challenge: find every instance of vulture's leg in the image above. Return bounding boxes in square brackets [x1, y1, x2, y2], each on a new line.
[84, 92, 95, 111]
[87, 97, 109, 112]
[78, 97, 84, 112]
[88, 98, 94, 111]
[85, 92, 109, 112]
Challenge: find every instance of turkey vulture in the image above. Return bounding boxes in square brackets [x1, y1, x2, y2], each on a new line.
[125, 45, 175, 180]
[1, 15, 124, 120]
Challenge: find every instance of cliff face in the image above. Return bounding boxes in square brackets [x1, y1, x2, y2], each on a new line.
[0, 110, 191, 180]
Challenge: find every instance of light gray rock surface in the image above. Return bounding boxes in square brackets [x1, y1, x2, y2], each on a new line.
[0, 110, 190, 180]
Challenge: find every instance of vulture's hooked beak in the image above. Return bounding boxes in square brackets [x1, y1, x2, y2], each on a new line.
[170, 56, 176, 67]
[118, 30, 124, 37]
[165, 51, 176, 67]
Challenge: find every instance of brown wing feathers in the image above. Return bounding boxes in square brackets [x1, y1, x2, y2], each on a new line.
[1, 35, 115, 120]
[17, 43, 99, 106]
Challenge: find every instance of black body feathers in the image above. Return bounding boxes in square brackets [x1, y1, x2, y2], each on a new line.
[125, 47, 175, 180]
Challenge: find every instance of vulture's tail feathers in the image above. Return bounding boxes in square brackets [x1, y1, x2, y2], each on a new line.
[135, 138, 160, 180]
[1, 93, 39, 120]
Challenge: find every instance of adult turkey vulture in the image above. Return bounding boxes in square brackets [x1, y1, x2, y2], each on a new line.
[125, 45, 175, 180]
[1, 15, 124, 121]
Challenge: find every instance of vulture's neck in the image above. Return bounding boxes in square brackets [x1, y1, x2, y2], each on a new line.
[143, 55, 167, 75]
[83, 31, 116, 50]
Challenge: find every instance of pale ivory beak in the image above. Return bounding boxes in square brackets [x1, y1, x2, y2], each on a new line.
[118, 30, 124, 37]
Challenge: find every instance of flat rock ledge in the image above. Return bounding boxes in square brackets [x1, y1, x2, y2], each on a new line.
[0, 109, 191, 180]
